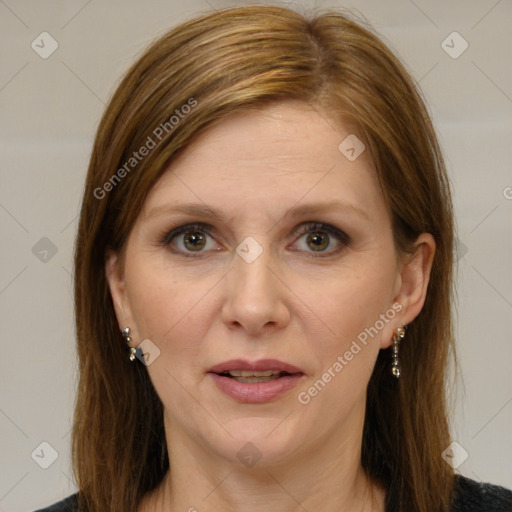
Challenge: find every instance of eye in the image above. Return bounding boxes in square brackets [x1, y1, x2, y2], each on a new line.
[160, 221, 350, 258]
[292, 222, 350, 257]
[161, 223, 220, 256]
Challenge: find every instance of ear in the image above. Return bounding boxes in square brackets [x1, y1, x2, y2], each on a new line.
[380, 232, 436, 349]
[105, 248, 135, 333]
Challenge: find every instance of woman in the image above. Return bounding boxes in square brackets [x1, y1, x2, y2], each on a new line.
[36, 5, 512, 512]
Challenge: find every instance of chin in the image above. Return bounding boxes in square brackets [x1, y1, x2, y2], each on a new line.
[207, 415, 307, 468]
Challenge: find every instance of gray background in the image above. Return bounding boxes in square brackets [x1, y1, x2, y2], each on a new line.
[1, 0, 511, 510]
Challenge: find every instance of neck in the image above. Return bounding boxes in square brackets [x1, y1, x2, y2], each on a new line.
[139, 404, 386, 512]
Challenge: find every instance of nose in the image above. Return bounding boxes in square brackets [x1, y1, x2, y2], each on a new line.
[221, 244, 291, 336]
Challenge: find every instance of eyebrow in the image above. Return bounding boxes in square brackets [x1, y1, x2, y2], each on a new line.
[145, 200, 369, 223]
[285, 201, 369, 221]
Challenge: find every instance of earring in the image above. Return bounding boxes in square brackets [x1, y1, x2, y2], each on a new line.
[121, 327, 138, 362]
[391, 324, 407, 378]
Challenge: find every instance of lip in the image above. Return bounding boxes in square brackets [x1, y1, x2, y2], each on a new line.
[208, 358, 304, 374]
[207, 359, 305, 404]
[209, 372, 305, 403]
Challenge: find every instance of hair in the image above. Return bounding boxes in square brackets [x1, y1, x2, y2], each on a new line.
[72, 5, 456, 512]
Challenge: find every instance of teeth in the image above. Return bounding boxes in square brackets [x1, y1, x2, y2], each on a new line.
[232, 375, 281, 383]
[227, 370, 282, 377]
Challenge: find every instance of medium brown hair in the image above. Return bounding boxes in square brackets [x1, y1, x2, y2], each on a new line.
[73, 5, 456, 511]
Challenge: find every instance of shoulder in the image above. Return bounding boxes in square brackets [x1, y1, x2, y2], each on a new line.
[33, 493, 80, 512]
[451, 475, 512, 511]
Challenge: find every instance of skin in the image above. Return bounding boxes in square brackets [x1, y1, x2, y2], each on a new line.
[105, 100, 435, 512]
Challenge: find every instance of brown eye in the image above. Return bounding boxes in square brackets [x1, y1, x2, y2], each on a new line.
[306, 232, 330, 251]
[162, 223, 218, 255]
[291, 222, 350, 257]
[183, 231, 206, 251]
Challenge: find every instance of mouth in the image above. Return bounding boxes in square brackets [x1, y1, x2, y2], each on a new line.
[208, 358, 304, 378]
[214, 369, 295, 383]
[207, 359, 305, 403]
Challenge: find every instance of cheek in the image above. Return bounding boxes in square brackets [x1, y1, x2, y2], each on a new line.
[124, 254, 217, 358]
[296, 272, 393, 417]
[298, 260, 395, 350]
[294, 260, 396, 408]
[124, 262, 217, 412]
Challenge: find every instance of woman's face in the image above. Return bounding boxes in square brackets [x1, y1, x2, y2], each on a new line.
[107, 101, 429, 469]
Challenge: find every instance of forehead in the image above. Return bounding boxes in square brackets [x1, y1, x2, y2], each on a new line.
[141, 101, 386, 223]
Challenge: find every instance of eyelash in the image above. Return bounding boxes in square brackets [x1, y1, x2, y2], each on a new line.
[160, 222, 351, 258]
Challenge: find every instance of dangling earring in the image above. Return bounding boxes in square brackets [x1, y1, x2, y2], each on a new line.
[391, 324, 407, 378]
[121, 327, 138, 362]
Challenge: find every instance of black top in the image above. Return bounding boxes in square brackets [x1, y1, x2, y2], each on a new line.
[34, 475, 512, 511]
